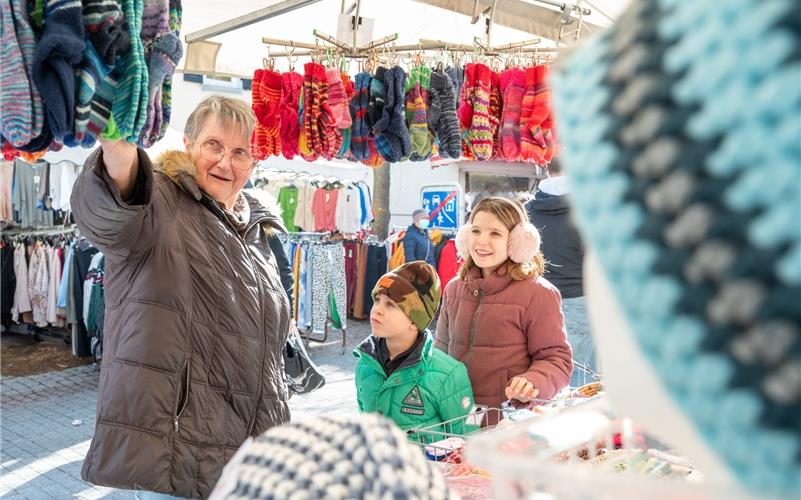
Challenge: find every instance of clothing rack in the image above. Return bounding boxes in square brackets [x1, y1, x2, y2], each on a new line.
[282, 233, 348, 354]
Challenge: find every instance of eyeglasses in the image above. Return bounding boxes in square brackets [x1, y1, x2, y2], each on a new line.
[198, 139, 254, 170]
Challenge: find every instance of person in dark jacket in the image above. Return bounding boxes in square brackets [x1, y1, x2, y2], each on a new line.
[404, 209, 436, 267]
[525, 159, 596, 387]
[71, 96, 291, 499]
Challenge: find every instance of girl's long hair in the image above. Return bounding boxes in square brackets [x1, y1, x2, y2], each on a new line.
[458, 197, 546, 281]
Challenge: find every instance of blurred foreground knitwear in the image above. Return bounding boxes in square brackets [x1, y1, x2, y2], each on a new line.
[553, 0, 800, 496]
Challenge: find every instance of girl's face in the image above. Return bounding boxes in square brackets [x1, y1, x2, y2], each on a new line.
[469, 210, 510, 274]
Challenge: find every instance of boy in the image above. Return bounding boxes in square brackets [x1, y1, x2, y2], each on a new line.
[354, 261, 474, 436]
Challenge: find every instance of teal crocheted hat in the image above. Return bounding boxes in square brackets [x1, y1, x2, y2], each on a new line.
[554, 0, 800, 495]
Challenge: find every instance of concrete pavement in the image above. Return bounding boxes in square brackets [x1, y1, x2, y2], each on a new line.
[1, 320, 367, 499]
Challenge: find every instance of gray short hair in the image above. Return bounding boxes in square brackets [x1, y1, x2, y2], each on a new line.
[184, 95, 255, 145]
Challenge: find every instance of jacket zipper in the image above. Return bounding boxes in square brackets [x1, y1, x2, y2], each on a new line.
[463, 289, 483, 366]
[240, 217, 271, 437]
[174, 360, 191, 432]
[204, 198, 274, 437]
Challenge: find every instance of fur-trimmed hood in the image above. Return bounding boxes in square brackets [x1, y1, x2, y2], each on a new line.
[152, 150, 286, 233]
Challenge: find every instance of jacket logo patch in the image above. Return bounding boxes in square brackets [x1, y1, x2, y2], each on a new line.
[462, 396, 472, 409]
[402, 385, 424, 407]
[378, 276, 395, 289]
[401, 407, 425, 416]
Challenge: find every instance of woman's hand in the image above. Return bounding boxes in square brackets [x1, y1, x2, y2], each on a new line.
[505, 376, 539, 402]
[98, 138, 139, 200]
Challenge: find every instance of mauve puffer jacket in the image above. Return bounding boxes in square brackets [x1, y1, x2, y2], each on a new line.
[436, 264, 572, 409]
[71, 148, 291, 498]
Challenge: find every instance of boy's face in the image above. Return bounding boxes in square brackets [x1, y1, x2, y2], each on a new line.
[370, 293, 417, 339]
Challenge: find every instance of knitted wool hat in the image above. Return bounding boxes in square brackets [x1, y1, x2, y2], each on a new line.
[210, 414, 452, 500]
[372, 261, 441, 332]
[553, 0, 800, 496]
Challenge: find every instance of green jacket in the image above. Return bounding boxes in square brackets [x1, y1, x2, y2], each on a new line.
[354, 332, 475, 439]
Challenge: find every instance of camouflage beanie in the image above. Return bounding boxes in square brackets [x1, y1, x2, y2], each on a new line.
[372, 261, 441, 331]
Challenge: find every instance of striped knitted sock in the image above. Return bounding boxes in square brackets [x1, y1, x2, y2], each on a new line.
[314, 66, 340, 159]
[405, 66, 433, 159]
[260, 68, 282, 157]
[520, 65, 551, 164]
[489, 70, 502, 159]
[468, 63, 493, 160]
[155, 0, 182, 141]
[349, 72, 371, 160]
[139, 31, 182, 147]
[325, 67, 348, 128]
[429, 72, 461, 159]
[1, 0, 36, 147]
[112, 0, 148, 143]
[86, 66, 119, 141]
[279, 71, 302, 160]
[499, 67, 525, 161]
[67, 41, 112, 147]
[250, 69, 269, 160]
[339, 72, 354, 129]
[302, 63, 319, 155]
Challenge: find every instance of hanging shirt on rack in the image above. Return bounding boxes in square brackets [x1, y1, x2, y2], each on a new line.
[11, 242, 31, 322]
[312, 187, 339, 232]
[1, 161, 13, 221]
[356, 182, 374, 227]
[277, 185, 299, 232]
[1, 240, 16, 318]
[12, 159, 53, 227]
[293, 183, 315, 232]
[46, 245, 62, 326]
[335, 186, 362, 234]
[28, 243, 50, 327]
[49, 160, 79, 212]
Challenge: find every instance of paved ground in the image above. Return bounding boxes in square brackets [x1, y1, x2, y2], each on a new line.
[0, 320, 367, 499]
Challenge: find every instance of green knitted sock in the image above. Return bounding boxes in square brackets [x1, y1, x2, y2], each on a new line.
[112, 0, 148, 143]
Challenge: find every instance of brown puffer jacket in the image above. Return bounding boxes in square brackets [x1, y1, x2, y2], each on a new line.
[71, 148, 291, 499]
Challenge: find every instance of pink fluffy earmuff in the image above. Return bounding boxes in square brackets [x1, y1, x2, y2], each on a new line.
[454, 219, 541, 264]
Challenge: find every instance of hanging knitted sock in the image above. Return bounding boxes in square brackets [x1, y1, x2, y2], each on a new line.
[315, 65, 341, 159]
[260, 68, 282, 157]
[375, 66, 411, 163]
[349, 72, 371, 161]
[155, 0, 182, 141]
[339, 72, 354, 129]
[139, 32, 182, 147]
[299, 67, 319, 162]
[457, 64, 475, 131]
[489, 70, 502, 159]
[498, 68, 525, 162]
[520, 65, 550, 164]
[1, 0, 37, 147]
[446, 66, 464, 104]
[111, 0, 147, 142]
[336, 127, 351, 159]
[32, 0, 86, 141]
[279, 71, 303, 160]
[86, 66, 120, 141]
[250, 69, 269, 160]
[83, 0, 130, 66]
[468, 63, 493, 160]
[68, 42, 112, 147]
[536, 65, 556, 163]
[366, 67, 387, 132]
[325, 68, 348, 128]
[302, 63, 322, 155]
[429, 72, 461, 159]
[405, 67, 432, 160]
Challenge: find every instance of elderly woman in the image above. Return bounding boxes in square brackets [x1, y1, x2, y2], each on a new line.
[71, 96, 291, 499]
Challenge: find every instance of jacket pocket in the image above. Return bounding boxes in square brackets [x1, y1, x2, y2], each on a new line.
[173, 359, 191, 432]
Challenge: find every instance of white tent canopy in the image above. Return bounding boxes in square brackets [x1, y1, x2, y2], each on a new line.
[178, 0, 630, 76]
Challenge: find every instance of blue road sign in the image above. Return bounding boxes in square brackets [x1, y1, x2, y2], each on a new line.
[421, 186, 461, 229]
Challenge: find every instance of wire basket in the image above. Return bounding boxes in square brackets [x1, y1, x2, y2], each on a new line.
[465, 397, 755, 500]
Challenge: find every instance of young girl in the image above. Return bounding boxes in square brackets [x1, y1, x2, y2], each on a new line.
[435, 197, 573, 409]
